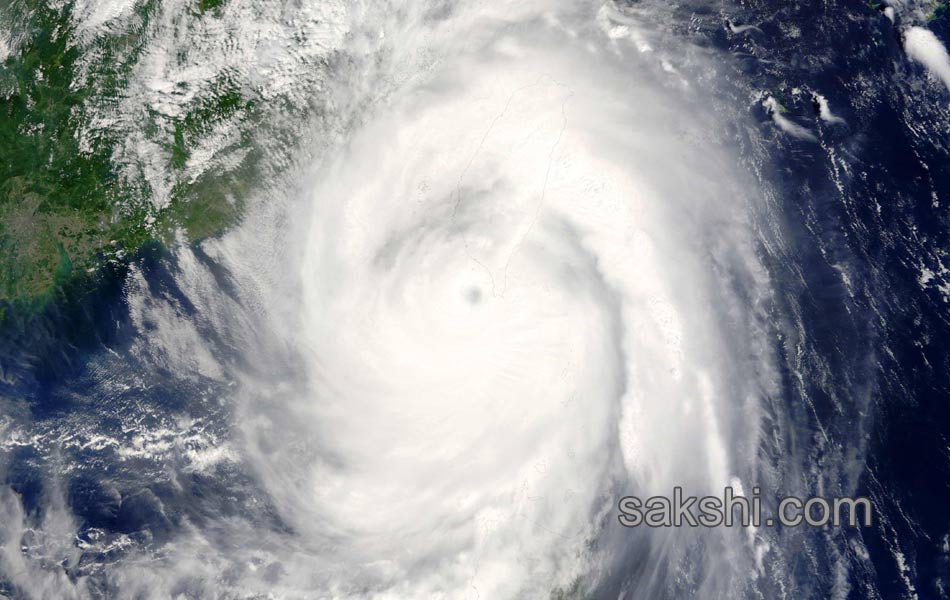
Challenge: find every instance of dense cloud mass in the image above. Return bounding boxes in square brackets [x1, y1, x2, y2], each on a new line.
[231, 2, 778, 596]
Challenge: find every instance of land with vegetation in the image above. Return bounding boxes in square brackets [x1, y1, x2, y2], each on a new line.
[0, 0, 254, 308]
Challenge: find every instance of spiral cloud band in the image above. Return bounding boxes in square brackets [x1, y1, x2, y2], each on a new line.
[234, 1, 778, 598]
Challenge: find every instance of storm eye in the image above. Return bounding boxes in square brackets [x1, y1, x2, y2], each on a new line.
[465, 286, 483, 305]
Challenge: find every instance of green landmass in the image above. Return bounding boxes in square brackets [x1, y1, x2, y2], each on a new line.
[197, 0, 227, 14]
[929, 2, 949, 22]
[0, 0, 249, 305]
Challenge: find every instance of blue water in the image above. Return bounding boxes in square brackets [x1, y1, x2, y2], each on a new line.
[720, 4, 950, 597]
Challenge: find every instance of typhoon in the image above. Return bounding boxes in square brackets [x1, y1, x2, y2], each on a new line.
[3, 0, 949, 599]
[235, 2, 779, 596]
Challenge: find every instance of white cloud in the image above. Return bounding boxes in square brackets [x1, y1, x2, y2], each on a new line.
[905, 26, 950, 94]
